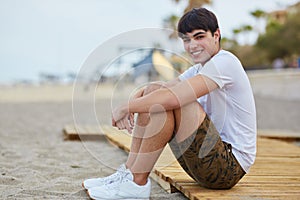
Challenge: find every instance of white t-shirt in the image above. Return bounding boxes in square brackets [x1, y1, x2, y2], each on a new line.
[179, 50, 257, 173]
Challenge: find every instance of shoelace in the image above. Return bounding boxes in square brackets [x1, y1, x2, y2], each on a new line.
[102, 165, 125, 184]
[104, 170, 129, 190]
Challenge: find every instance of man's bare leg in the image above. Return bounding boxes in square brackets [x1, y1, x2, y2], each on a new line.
[125, 84, 206, 185]
[125, 83, 163, 168]
[125, 83, 175, 185]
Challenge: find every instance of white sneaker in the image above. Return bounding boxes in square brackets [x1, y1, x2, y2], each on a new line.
[82, 164, 126, 190]
[87, 168, 151, 200]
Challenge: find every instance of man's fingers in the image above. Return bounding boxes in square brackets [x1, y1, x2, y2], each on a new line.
[116, 121, 123, 130]
[129, 113, 134, 127]
[113, 114, 134, 134]
[120, 118, 132, 134]
[112, 118, 116, 127]
[124, 119, 133, 134]
[115, 118, 133, 134]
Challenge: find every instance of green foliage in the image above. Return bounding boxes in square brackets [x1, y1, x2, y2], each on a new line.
[250, 9, 266, 18]
[256, 11, 300, 61]
[165, 1, 299, 69]
[227, 44, 270, 69]
[229, 7, 300, 68]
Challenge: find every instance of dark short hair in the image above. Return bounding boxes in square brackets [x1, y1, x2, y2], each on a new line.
[177, 8, 221, 41]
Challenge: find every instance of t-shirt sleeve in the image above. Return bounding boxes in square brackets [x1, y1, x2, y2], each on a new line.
[198, 54, 239, 89]
[179, 65, 199, 81]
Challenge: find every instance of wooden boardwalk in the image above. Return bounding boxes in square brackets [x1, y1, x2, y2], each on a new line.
[64, 125, 300, 199]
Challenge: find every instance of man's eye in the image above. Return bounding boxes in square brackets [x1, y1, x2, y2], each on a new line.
[183, 38, 190, 42]
[195, 35, 204, 40]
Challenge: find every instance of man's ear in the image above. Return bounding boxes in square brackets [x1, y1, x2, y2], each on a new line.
[214, 29, 221, 42]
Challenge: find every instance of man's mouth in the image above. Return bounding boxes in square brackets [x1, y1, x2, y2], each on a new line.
[191, 50, 203, 56]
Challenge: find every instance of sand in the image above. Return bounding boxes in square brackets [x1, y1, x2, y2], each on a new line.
[1, 69, 299, 199]
[0, 100, 190, 199]
[0, 83, 189, 199]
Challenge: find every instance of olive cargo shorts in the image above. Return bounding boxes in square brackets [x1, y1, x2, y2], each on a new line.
[169, 115, 246, 189]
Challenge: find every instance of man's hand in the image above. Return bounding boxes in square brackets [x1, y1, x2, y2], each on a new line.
[112, 105, 135, 133]
[112, 105, 126, 125]
[113, 113, 134, 133]
[111, 79, 180, 133]
[111, 86, 145, 133]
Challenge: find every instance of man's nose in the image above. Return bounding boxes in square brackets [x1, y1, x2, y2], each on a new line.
[189, 38, 197, 49]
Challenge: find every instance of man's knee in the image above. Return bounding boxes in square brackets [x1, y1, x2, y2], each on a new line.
[143, 82, 165, 95]
[173, 102, 206, 142]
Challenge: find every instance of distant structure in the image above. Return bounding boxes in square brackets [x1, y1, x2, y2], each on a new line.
[132, 49, 176, 84]
[96, 48, 191, 85]
[132, 50, 158, 84]
[268, 2, 300, 24]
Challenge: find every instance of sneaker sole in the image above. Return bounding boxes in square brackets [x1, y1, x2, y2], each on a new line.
[82, 182, 87, 190]
[87, 191, 149, 200]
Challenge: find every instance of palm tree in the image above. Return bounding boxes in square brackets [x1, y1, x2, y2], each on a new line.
[182, 0, 212, 13]
[164, 0, 212, 38]
[232, 28, 242, 44]
[163, 14, 180, 39]
[250, 9, 266, 34]
[241, 25, 253, 44]
[171, 0, 211, 13]
[232, 25, 253, 45]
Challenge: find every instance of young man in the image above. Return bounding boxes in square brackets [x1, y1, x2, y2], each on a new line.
[83, 8, 256, 199]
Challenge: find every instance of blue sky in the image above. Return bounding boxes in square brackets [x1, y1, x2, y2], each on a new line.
[0, 0, 298, 84]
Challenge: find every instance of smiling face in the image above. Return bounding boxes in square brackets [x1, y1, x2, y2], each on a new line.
[177, 8, 221, 65]
[182, 29, 221, 65]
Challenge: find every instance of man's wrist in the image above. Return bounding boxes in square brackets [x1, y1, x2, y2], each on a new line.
[120, 104, 129, 115]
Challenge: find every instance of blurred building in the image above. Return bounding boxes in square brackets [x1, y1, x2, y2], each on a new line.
[268, 1, 300, 24]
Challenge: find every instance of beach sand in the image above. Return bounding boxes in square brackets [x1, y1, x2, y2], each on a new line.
[0, 84, 189, 199]
[1, 70, 300, 199]
[0, 100, 189, 199]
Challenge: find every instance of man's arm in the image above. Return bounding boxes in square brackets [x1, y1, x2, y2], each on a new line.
[130, 77, 181, 100]
[112, 77, 182, 129]
[112, 75, 218, 124]
[163, 77, 181, 87]
[130, 75, 217, 112]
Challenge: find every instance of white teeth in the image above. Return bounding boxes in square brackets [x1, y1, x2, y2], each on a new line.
[191, 50, 203, 55]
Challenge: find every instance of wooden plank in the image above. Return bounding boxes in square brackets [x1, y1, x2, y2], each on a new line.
[256, 137, 300, 157]
[102, 126, 131, 152]
[170, 181, 300, 199]
[63, 125, 105, 141]
[258, 129, 300, 141]
[101, 126, 300, 199]
[150, 171, 180, 193]
[69, 125, 300, 199]
[242, 175, 300, 182]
